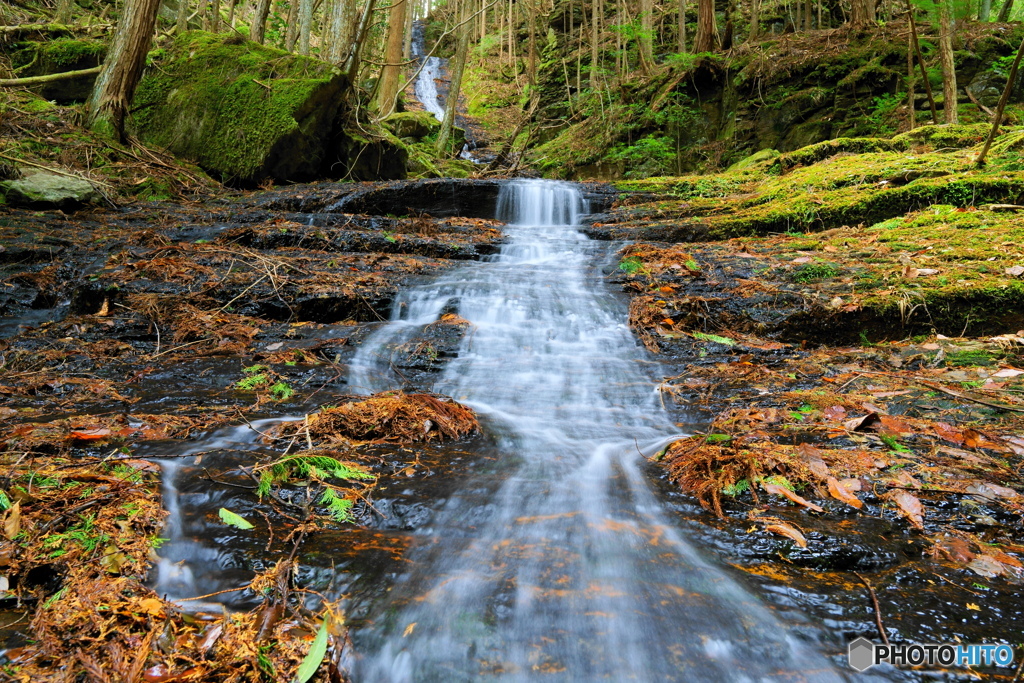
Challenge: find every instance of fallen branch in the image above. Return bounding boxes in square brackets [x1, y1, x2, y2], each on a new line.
[0, 65, 101, 87]
[854, 572, 890, 646]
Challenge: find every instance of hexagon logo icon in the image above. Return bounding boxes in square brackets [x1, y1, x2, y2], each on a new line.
[848, 637, 876, 672]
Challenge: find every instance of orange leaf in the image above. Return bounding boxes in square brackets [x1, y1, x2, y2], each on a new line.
[826, 476, 863, 509]
[69, 428, 112, 441]
[888, 490, 924, 530]
[763, 483, 824, 513]
[765, 522, 807, 547]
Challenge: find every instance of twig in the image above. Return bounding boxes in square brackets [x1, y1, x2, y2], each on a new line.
[175, 585, 249, 601]
[912, 377, 1024, 413]
[854, 572, 890, 646]
[0, 151, 112, 187]
[200, 467, 257, 489]
[931, 571, 981, 596]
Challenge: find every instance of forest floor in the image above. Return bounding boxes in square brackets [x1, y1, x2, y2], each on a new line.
[3, 78, 1024, 680]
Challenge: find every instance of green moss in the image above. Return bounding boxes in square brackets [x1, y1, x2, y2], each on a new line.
[42, 38, 106, 67]
[778, 137, 908, 171]
[792, 262, 839, 282]
[132, 32, 345, 183]
[892, 124, 990, 150]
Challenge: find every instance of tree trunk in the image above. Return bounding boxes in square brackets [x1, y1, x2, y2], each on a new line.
[298, 0, 314, 55]
[694, 0, 718, 52]
[252, 0, 272, 42]
[437, 2, 470, 155]
[375, 0, 406, 116]
[57, 0, 74, 24]
[325, 0, 356, 63]
[403, 0, 415, 59]
[177, 0, 190, 33]
[936, 0, 958, 123]
[746, 0, 760, 42]
[906, 24, 915, 129]
[804, 0, 812, 29]
[640, 0, 654, 72]
[227, 0, 237, 27]
[527, 0, 538, 85]
[678, 0, 687, 50]
[980, 0, 992, 20]
[590, 0, 601, 86]
[344, 0, 377, 81]
[211, 0, 221, 31]
[998, 0, 1014, 20]
[850, 0, 875, 23]
[976, 31, 1024, 165]
[286, 0, 301, 50]
[87, 0, 161, 140]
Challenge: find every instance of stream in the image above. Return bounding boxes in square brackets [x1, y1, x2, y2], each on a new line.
[347, 180, 846, 680]
[143, 180, 863, 680]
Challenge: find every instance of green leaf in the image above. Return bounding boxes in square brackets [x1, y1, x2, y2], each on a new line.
[218, 507, 254, 530]
[691, 331, 736, 346]
[294, 616, 330, 683]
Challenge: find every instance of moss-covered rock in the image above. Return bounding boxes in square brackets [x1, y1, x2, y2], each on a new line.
[132, 32, 370, 185]
[0, 171, 99, 209]
[11, 38, 106, 102]
[383, 111, 440, 140]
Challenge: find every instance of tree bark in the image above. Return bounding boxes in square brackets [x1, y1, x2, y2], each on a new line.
[57, 0, 74, 24]
[936, 0, 958, 123]
[678, 0, 687, 50]
[286, 0, 301, 50]
[87, 0, 161, 140]
[177, 0, 190, 34]
[252, 0, 272, 42]
[694, 0, 718, 52]
[746, 0, 760, 42]
[640, 0, 654, 73]
[298, 0, 314, 55]
[997, 0, 1014, 21]
[344, 0, 377, 81]
[375, 0, 407, 116]
[436, 2, 470, 154]
[976, 31, 1024, 165]
[850, 0, 875, 23]
[980, 0, 992, 20]
[0, 65, 101, 86]
[324, 0, 356, 63]
[403, 0, 415, 59]
[211, 0, 221, 31]
[590, 0, 601, 86]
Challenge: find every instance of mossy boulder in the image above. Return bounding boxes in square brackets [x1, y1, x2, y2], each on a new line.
[0, 171, 100, 209]
[132, 32, 350, 185]
[727, 148, 780, 172]
[383, 111, 440, 139]
[11, 38, 106, 102]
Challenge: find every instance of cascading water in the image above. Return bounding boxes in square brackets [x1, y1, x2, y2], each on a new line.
[349, 180, 845, 681]
[411, 22, 446, 122]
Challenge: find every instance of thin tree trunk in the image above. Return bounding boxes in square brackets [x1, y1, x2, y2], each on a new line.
[403, 0, 415, 59]
[694, 0, 718, 52]
[88, 0, 161, 140]
[640, 0, 654, 72]
[344, 0, 377, 81]
[906, 5, 939, 123]
[980, 0, 992, 19]
[375, 0, 406, 116]
[998, 0, 1014, 20]
[977, 31, 1024, 165]
[298, 0, 314, 54]
[747, 0, 760, 42]
[437, 1, 470, 154]
[252, 0, 272, 42]
[227, 0, 237, 26]
[527, 0, 537, 85]
[590, 0, 601, 86]
[678, 0, 687, 50]
[286, 1, 301, 50]
[325, 0, 356, 64]
[211, 0, 221, 31]
[936, 0, 958, 123]
[177, 0, 190, 33]
[57, 0, 74, 24]
[906, 25, 916, 129]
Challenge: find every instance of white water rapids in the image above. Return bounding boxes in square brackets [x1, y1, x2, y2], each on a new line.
[348, 180, 847, 681]
[411, 22, 446, 122]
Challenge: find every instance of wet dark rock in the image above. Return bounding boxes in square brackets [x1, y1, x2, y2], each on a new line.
[327, 178, 503, 218]
[1, 172, 100, 209]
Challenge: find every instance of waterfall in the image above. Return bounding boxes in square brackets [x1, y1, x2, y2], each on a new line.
[350, 180, 842, 681]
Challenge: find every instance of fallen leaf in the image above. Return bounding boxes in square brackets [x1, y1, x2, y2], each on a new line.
[968, 555, 1005, 578]
[823, 405, 847, 420]
[403, 622, 416, 637]
[765, 522, 807, 547]
[844, 413, 880, 432]
[966, 602, 982, 611]
[917, 268, 939, 276]
[966, 482, 1019, 501]
[3, 502, 20, 540]
[902, 265, 918, 278]
[218, 508, 254, 530]
[826, 476, 864, 509]
[792, 256, 812, 264]
[137, 597, 166, 616]
[1005, 265, 1024, 277]
[933, 421, 965, 445]
[69, 427, 113, 441]
[888, 490, 924, 530]
[877, 414, 914, 436]
[992, 367, 1024, 378]
[762, 483, 824, 512]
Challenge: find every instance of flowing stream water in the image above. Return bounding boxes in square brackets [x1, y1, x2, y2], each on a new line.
[347, 180, 846, 681]
[411, 22, 446, 122]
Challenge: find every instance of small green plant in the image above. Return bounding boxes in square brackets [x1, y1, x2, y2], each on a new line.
[946, 349, 995, 367]
[383, 230, 398, 243]
[789, 404, 815, 421]
[705, 433, 732, 443]
[618, 256, 644, 274]
[880, 434, 912, 454]
[792, 262, 839, 283]
[692, 332, 736, 346]
[269, 381, 294, 400]
[722, 478, 750, 496]
[256, 454, 374, 523]
[759, 474, 796, 491]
